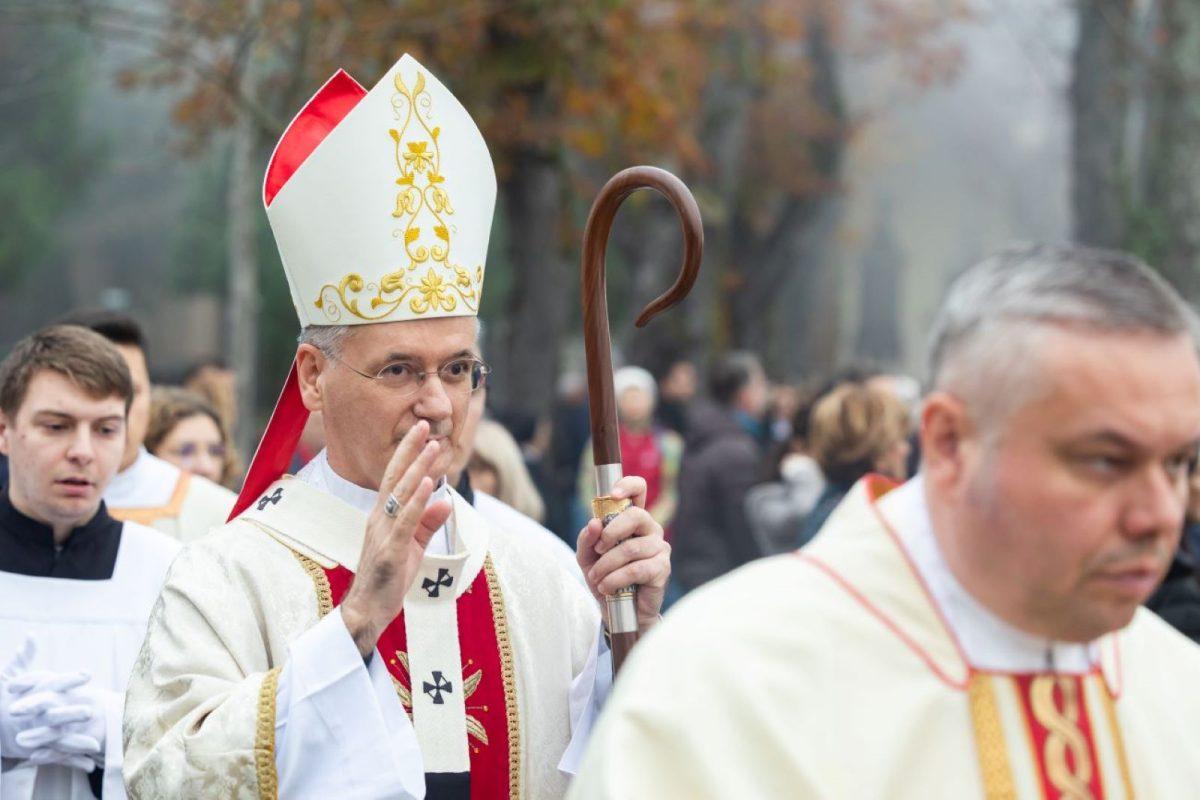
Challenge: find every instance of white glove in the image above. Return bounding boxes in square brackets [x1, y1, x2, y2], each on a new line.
[19, 734, 100, 773]
[8, 674, 106, 768]
[0, 636, 36, 759]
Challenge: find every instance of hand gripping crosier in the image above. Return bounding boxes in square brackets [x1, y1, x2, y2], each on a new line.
[580, 166, 703, 676]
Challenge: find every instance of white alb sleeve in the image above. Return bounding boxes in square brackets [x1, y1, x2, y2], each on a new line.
[275, 608, 426, 799]
[557, 621, 612, 775]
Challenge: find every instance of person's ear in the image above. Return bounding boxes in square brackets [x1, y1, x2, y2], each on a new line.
[0, 411, 10, 457]
[921, 391, 970, 489]
[295, 345, 328, 413]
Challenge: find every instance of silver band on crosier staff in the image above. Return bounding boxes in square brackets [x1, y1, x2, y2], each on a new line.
[594, 462, 638, 636]
[384, 493, 400, 518]
[595, 463, 624, 498]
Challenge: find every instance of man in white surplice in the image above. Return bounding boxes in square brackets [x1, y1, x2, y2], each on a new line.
[0, 326, 179, 800]
[122, 54, 670, 800]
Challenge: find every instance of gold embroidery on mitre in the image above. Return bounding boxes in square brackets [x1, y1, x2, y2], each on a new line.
[1030, 676, 1095, 800]
[315, 68, 484, 322]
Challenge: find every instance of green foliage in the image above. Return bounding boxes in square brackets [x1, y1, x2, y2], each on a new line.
[169, 151, 230, 294]
[0, 28, 100, 290]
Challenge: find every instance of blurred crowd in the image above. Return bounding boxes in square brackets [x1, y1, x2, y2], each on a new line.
[454, 346, 1199, 634]
[526, 351, 922, 609]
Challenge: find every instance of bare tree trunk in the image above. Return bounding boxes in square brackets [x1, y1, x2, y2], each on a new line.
[729, 7, 846, 376]
[494, 150, 564, 420]
[621, 196, 695, 370]
[1140, 0, 1200, 300]
[855, 204, 902, 365]
[1071, 0, 1134, 248]
[226, 10, 262, 457]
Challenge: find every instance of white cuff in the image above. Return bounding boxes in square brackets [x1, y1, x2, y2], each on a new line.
[275, 608, 425, 799]
[557, 622, 612, 775]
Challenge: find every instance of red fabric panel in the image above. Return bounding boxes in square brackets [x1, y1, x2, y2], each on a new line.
[1012, 673, 1105, 798]
[322, 564, 513, 798]
[229, 361, 308, 520]
[263, 69, 366, 206]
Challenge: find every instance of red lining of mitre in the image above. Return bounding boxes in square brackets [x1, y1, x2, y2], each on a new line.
[262, 69, 367, 207]
[232, 69, 366, 520]
[230, 360, 307, 520]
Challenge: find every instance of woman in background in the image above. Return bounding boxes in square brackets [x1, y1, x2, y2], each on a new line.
[144, 387, 235, 488]
[469, 418, 547, 524]
[797, 381, 910, 546]
[576, 366, 684, 532]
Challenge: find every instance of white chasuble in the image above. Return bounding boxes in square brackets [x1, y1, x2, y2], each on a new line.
[123, 476, 600, 799]
[0, 523, 179, 800]
[105, 449, 236, 544]
[569, 476, 1200, 799]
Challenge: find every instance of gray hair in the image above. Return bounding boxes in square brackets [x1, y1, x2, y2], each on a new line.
[297, 317, 484, 358]
[298, 325, 353, 356]
[927, 244, 1200, 428]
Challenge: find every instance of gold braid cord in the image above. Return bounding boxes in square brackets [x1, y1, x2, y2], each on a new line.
[293, 552, 334, 618]
[484, 555, 521, 798]
[967, 674, 1018, 800]
[255, 667, 282, 800]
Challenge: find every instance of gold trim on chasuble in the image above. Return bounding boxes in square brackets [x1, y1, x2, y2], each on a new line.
[255, 666, 282, 800]
[968, 673, 1018, 800]
[314, 69, 483, 322]
[292, 551, 521, 797]
[484, 554, 522, 799]
[294, 552, 334, 617]
[1097, 683, 1137, 799]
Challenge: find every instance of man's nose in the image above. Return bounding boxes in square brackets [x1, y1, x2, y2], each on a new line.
[412, 372, 453, 421]
[65, 427, 95, 464]
[1122, 466, 1185, 541]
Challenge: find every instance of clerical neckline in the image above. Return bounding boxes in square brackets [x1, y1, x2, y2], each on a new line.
[0, 490, 122, 579]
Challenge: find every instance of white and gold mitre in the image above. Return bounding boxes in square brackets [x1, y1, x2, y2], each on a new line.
[263, 54, 496, 327]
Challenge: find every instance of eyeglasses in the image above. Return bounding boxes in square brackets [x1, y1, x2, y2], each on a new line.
[330, 354, 491, 396]
[172, 443, 227, 461]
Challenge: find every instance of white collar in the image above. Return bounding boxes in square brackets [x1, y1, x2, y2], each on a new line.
[103, 448, 181, 509]
[877, 475, 1097, 673]
[295, 448, 453, 554]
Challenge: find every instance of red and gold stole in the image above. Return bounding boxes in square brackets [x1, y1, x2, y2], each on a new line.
[321, 559, 519, 799]
[968, 670, 1135, 800]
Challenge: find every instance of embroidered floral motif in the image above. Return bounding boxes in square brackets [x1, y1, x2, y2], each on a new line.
[315, 68, 483, 322]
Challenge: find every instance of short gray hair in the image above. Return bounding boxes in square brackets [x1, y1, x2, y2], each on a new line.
[928, 244, 1200, 426]
[298, 324, 353, 356]
[297, 317, 484, 357]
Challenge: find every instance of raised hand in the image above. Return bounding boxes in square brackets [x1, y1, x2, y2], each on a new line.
[340, 420, 454, 659]
[576, 475, 672, 635]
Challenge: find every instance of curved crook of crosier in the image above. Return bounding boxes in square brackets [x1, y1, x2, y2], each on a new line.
[580, 166, 704, 468]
